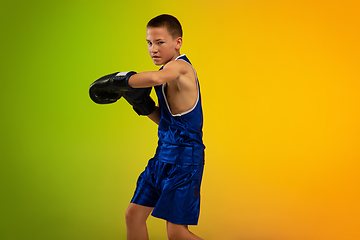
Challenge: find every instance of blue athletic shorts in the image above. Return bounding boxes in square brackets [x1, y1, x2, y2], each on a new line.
[130, 157, 204, 225]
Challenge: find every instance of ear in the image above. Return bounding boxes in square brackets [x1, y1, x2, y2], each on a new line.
[175, 37, 183, 50]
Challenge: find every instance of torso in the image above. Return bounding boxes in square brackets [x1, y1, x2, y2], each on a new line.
[154, 54, 205, 165]
[163, 58, 198, 115]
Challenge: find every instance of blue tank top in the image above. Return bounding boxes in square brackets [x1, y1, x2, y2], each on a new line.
[154, 54, 205, 165]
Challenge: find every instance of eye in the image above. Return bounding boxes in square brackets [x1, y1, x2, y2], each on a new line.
[158, 41, 165, 44]
[147, 41, 152, 46]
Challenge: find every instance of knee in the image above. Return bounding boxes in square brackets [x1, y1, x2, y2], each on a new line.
[125, 203, 152, 227]
[125, 206, 137, 225]
[167, 229, 179, 240]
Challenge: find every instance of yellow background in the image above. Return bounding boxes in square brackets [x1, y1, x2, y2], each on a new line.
[1, 0, 359, 239]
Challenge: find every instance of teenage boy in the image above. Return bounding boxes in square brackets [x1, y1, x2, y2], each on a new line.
[90, 14, 205, 240]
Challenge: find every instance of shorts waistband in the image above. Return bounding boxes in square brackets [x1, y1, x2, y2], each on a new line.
[154, 141, 205, 165]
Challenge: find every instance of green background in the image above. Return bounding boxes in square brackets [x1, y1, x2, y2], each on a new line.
[1, 1, 169, 239]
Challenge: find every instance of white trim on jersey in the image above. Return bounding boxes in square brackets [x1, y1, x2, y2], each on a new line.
[161, 54, 200, 117]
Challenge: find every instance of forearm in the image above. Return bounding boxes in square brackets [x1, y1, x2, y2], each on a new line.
[128, 65, 181, 88]
[128, 71, 159, 88]
[147, 106, 160, 125]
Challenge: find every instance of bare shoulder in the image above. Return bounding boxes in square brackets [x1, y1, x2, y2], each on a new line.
[163, 59, 193, 76]
[163, 59, 196, 88]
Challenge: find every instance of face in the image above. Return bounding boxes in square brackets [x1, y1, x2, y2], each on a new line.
[146, 27, 182, 66]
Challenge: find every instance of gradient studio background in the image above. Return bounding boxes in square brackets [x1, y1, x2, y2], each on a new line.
[1, 0, 359, 239]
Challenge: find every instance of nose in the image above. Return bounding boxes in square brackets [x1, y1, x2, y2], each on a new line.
[150, 44, 158, 53]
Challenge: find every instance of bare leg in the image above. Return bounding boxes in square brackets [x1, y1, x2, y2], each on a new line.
[125, 203, 154, 240]
[166, 222, 203, 240]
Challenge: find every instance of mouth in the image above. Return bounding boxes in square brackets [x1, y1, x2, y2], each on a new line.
[152, 56, 160, 59]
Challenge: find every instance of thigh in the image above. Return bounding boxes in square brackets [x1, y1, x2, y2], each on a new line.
[167, 222, 203, 240]
[166, 221, 188, 236]
[152, 164, 204, 225]
[131, 159, 160, 207]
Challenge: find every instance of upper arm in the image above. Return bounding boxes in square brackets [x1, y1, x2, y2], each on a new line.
[154, 61, 184, 85]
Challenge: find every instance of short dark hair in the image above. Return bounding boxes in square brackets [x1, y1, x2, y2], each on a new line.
[147, 14, 183, 39]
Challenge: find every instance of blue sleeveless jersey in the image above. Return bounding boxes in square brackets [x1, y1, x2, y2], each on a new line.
[154, 54, 205, 165]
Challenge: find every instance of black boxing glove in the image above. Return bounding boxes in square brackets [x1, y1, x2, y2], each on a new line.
[89, 71, 155, 115]
[112, 71, 155, 115]
[89, 71, 136, 104]
[123, 88, 155, 116]
[112, 71, 137, 91]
